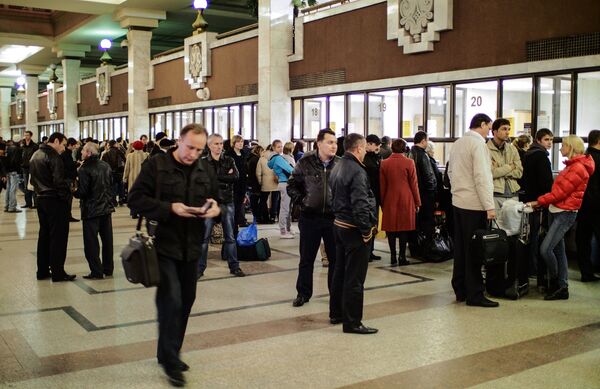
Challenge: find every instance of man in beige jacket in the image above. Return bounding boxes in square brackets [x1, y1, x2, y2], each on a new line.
[448, 113, 498, 308]
[487, 118, 523, 211]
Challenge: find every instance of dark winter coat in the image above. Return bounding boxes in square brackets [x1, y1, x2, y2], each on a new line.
[75, 155, 115, 219]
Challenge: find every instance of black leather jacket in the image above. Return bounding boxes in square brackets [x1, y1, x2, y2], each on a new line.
[21, 141, 38, 168]
[29, 144, 70, 201]
[202, 153, 239, 204]
[226, 148, 248, 196]
[128, 150, 218, 262]
[75, 155, 114, 219]
[102, 147, 125, 173]
[363, 151, 381, 204]
[287, 150, 339, 218]
[5, 144, 22, 173]
[329, 152, 377, 236]
[410, 145, 437, 192]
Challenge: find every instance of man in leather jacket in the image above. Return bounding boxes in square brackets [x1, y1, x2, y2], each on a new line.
[410, 131, 437, 240]
[20, 130, 38, 209]
[364, 134, 382, 261]
[128, 124, 220, 387]
[287, 128, 339, 307]
[198, 133, 245, 278]
[29, 132, 75, 282]
[101, 140, 126, 206]
[329, 133, 378, 335]
[75, 142, 115, 279]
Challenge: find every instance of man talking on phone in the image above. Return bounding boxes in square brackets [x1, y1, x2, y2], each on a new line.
[128, 124, 220, 387]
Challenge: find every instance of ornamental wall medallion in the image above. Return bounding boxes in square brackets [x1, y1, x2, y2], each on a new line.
[387, 0, 453, 54]
[184, 32, 216, 95]
[96, 65, 114, 105]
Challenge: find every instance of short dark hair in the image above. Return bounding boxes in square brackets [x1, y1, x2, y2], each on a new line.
[535, 128, 553, 142]
[344, 133, 365, 152]
[414, 131, 428, 144]
[155, 132, 167, 141]
[42, 136, 49, 142]
[180, 123, 207, 138]
[108, 140, 117, 147]
[48, 132, 65, 144]
[317, 128, 336, 142]
[588, 129, 600, 147]
[67, 137, 77, 146]
[492, 118, 511, 132]
[392, 138, 407, 153]
[469, 113, 492, 129]
[381, 136, 391, 146]
[24, 130, 33, 136]
[271, 139, 282, 148]
[140, 134, 148, 140]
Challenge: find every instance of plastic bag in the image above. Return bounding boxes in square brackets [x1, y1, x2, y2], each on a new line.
[236, 223, 258, 247]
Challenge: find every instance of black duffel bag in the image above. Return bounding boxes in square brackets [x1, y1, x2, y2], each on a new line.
[471, 220, 509, 267]
[121, 217, 160, 287]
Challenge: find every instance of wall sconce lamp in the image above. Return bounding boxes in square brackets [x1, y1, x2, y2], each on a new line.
[192, 0, 208, 35]
[15, 75, 26, 120]
[99, 39, 112, 65]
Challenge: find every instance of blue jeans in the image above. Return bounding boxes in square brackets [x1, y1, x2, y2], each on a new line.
[4, 172, 19, 211]
[198, 202, 240, 273]
[540, 211, 577, 288]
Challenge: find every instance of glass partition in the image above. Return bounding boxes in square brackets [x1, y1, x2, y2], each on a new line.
[329, 95, 345, 136]
[348, 93, 365, 135]
[368, 90, 398, 138]
[427, 86, 451, 138]
[303, 97, 326, 139]
[576, 71, 600, 137]
[455, 81, 497, 137]
[538, 75, 571, 138]
[402, 87, 424, 138]
[502, 78, 532, 136]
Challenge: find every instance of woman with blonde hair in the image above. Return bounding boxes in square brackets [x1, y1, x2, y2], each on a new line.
[528, 135, 595, 300]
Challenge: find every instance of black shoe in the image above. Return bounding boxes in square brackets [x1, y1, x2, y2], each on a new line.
[69, 217, 80, 222]
[197, 271, 204, 280]
[36, 273, 52, 280]
[455, 295, 466, 303]
[466, 297, 499, 308]
[292, 295, 309, 307]
[544, 287, 569, 300]
[343, 324, 378, 334]
[30, 205, 36, 209]
[163, 367, 186, 387]
[230, 268, 245, 277]
[52, 274, 76, 282]
[329, 317, 343, 325]
[83, 273, 104, 280]
[397, 259, 410, 266]
[370, 254, 381, 260]
[390, 261, 398, 267]
[104, 272, 113, 277]
[158, 359, 189, 372]
[7, 209, 22, 213]
[21, 204, 29, 208]
[581, 275, 600, 282]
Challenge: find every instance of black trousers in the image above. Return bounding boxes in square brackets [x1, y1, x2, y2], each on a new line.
[329, 226, 370, 326]
[233, 191, 247, 225]
[82, 214, 114, 276]
[259, 191, 280, 221]
[296, 215, 336, 299]
[417, 190, 436, 238]
[36, 197, 70, 278]
[156, 257, 198, 369]
[451, 206, 487, 302]
[576, 211, 600, 279]
[249, 192, 261, 222]
[22, 168, 36, 207]
[387, 231, 409, 261]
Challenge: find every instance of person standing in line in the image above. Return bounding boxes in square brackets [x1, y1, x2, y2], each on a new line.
[3, 135, 22, 213]
[363, 134, 382, 261]
[198, 134, 246, 278]
[486, 118, 523, 212]
[226, 135, 249, 228]
[379, 136, 392, 160]
[128, 124, 220, 387]
[293, 140, 305, 162]
[20, 130, 38, 209]
[256, 144, 280, 223]
[123, 140, 148, 218]
[380, 138, 421, 266]
[247, 144, 264, 223]
[268, 140, 295, 238]
[410, 131, 437, 241]
[101, 140, 126, 206]
[528, 135, 594, 300]
[63, 138, 79, 222]
[448, 113, 498, 308]
[329, 133, 378, 334]
[75, 142, 115, 279]
[29, 132, 75, 282]
[287, 128, 339, 307]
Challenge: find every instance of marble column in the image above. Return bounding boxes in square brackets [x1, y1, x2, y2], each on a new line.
[62, 59, 81, 139]
[127, 28, 152, 141]
[257, 0, 292, 145]
[25, 75, 39, 137]
[0, 87, 11, 141]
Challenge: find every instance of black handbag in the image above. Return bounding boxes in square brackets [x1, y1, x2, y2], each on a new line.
[424, 226, 453, 262]
[121, 217, 160, 287]
[471, 220, 509, 267]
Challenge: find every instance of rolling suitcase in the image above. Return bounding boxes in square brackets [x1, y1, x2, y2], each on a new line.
[237, 238, 271, 261]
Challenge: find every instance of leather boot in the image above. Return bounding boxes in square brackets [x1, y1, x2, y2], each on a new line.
[544, 280, 569, 300]
[544, 278, 559, 298]
[390, 254, 397, 267]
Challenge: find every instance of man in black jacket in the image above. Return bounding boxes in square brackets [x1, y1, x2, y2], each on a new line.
[29, 132, 75, 282]
[101, 140, 126, 206]
[410, 131, 437, 241]
[576, 129, 600, 282]
[62, 138, 79, 222]
[363, 134, 382, 261]
[329, 133, 378, 335]
[20, 130, 38, 209]
[76, 142, 115, 279]
[522, 128, 554, 279]
[287, 128, 339, 307]
[128, 124, 220, 387]
[4, 135, 22, 213]
[198, 133, 245, 278]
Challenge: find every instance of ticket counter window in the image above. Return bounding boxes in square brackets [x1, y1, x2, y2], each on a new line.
[538, 75, 571, 138]
[427, 86, 451, 138]
[576, 71, 600, 137]
[502, 78, 532, 136]
[402, 88, 424, 138]
[368, 90, 398, 138]
[329, 95, 345, 137]
[455, 81, 497, 138]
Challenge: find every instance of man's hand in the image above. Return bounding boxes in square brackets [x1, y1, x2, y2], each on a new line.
[171, 202, 204, 218]
[486, 209, 496, 220]
[197, 199, 220, 219]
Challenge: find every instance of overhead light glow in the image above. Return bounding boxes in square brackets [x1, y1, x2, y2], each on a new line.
[0, 45, 43, 64]
[16, 76, 26, 86]
[194, 0, 208, 9]
[100, 39, 112, 50]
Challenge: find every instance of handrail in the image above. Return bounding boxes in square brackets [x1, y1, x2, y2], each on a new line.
[216, 23, 258, 39]
[301, 0, 351, 14]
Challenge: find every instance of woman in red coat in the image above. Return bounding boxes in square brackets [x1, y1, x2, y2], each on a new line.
[380, 138, 422, 266]
[528, 135, 595, 300]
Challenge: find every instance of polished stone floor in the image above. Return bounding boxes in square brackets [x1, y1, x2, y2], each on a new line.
[0, 194, 599, 388]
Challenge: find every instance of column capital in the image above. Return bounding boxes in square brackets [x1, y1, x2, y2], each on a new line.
[0, 77, 15, 88]
[113, 8, 166, 29]
[17, 64, 46, 76]
[53, 44, 91, 59]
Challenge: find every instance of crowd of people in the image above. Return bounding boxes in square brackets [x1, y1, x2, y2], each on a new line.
[0, 115, 598, 386]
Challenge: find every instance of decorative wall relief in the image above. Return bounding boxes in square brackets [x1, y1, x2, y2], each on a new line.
[387, 0, 453, 54]
[184, 32, 216, 100]
[47, 82, 58, 120]
[96, 65, 114, 105]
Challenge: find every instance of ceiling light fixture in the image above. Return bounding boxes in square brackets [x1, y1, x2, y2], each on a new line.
[99, 39, 112, 65]
[192, 0, 209, 35]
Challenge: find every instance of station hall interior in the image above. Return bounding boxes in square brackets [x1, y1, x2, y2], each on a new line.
[1, 0, 600, 387]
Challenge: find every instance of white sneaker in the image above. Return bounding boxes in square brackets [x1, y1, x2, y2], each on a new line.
[280, 232, 295, 239]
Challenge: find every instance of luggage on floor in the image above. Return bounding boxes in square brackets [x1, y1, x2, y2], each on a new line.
[237, 238, 271, 261]
[472, 220, 509, 267]
[485, 236, 529, 299]
[121, 219, 160, 287]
